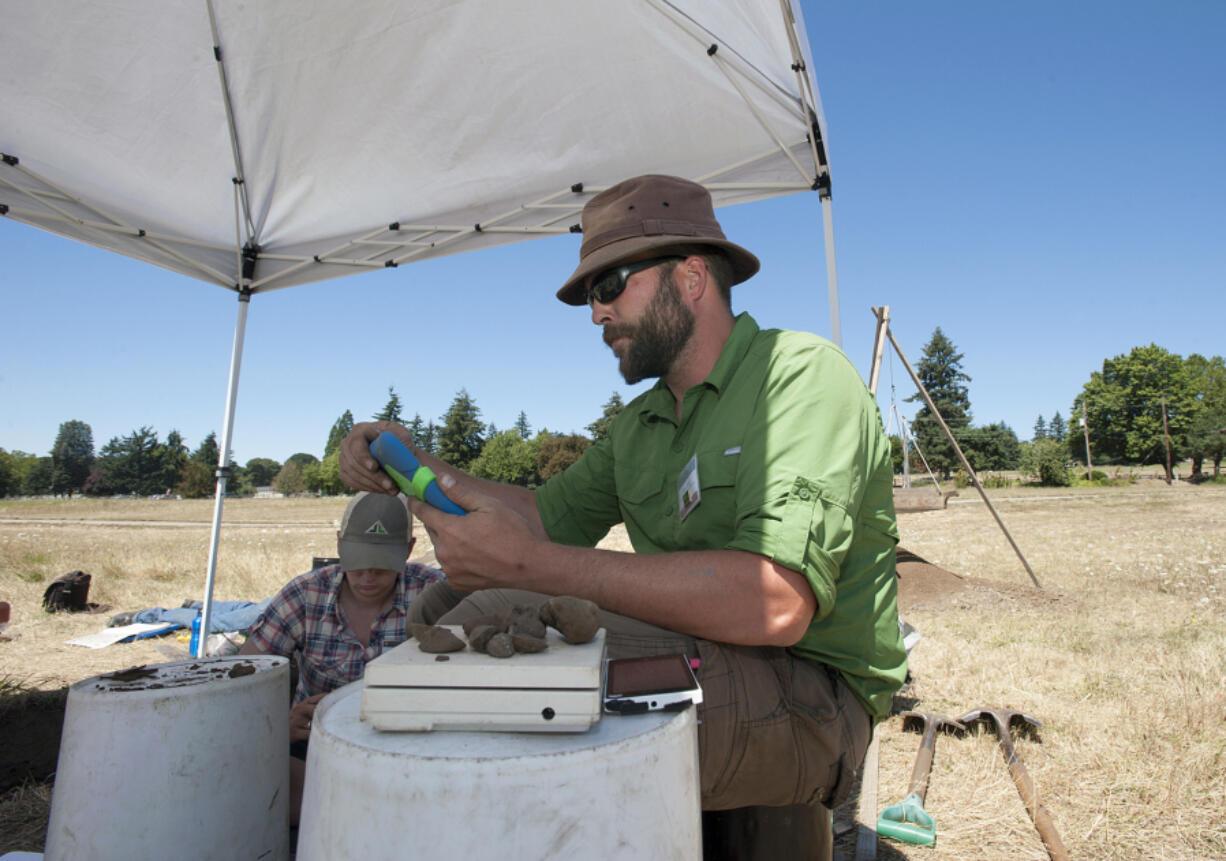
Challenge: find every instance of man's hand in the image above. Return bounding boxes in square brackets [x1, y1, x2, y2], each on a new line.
[290, 693, 325, 743]
[338, 421, 412, 494]
[407, 474, 541, 592]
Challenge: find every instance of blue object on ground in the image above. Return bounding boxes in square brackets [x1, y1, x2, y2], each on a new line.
[131, 598, 271, 633]
[118, 624, 179, 642]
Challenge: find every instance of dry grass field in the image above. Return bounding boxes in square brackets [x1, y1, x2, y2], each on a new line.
[2, 484, 1224, 858]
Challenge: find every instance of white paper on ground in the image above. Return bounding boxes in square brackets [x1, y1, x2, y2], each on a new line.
[67, 623, 173, 649]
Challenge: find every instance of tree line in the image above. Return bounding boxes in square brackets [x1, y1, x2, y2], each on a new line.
[6, 335, 1222, 498]
[902, 329, 1226, 486]
[0, 389, 628, 500]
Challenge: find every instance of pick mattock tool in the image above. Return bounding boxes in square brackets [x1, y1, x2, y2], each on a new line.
[959, 708, 1069, 861]
[876, 711, 966, 846]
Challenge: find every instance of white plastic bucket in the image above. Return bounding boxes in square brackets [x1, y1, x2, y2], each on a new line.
[298, 682, 701, 859]
[45, 655, 290, 861]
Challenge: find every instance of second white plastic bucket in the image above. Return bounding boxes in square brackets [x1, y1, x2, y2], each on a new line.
[45, 655, 290, 861]
[298, 682, 701, 859]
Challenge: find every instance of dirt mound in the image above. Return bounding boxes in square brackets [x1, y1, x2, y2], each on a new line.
[896, 547, 1060, 613]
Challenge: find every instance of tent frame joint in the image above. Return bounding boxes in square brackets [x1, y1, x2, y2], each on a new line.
[241, 242, 260, 281]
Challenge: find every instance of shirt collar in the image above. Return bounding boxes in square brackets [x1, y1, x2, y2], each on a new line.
[322, 563, 346, 617]
[636, 312, 760, 422]
[704, 312, 759, 394]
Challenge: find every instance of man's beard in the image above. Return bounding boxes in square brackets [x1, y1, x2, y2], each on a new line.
[602, 267, 695, 385]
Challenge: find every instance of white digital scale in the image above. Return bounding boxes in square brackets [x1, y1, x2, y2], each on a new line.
[360, 626, 606, 733]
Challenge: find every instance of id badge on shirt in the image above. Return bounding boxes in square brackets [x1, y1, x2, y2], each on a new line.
[677, 454, 701, 522]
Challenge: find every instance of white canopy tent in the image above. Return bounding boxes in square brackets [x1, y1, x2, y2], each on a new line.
[1, 0, 842, 653]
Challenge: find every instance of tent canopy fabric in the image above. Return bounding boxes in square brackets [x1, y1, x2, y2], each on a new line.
[2, 0, 829, 296]
[2, 0, 836, 653]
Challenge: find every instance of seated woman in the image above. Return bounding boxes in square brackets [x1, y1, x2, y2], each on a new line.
[240, 491, 443, 824]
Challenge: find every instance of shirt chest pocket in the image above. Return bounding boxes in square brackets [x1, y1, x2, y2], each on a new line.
[675, 451, 740, 548]
[617, 451, 741, 550]
[617, 468, 668, 536]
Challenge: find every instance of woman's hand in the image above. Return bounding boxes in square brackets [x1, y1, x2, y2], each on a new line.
[290, 693, 326, 742]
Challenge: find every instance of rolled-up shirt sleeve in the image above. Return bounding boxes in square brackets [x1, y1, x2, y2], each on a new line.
[723, 336, 894, 617]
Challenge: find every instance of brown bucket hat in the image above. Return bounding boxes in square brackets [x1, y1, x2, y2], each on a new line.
[557, 174, 760, 305]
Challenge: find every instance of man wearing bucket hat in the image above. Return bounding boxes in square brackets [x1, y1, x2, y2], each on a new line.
[241, 491, 443, 823]
[340, 174, 906, 811]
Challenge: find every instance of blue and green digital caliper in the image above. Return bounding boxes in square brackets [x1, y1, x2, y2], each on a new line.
[369, 431, 466, 516]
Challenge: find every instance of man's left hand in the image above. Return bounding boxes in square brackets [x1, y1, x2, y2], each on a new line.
[407, 473, 540, 592]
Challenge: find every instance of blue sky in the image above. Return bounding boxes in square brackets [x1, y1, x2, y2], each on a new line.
[3, 2, 1223, 466]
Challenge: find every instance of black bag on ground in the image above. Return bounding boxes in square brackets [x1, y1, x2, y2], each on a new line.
[42, 570, 93, 613]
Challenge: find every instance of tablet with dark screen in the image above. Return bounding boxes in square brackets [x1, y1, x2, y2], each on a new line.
[603, 654, 703, 714]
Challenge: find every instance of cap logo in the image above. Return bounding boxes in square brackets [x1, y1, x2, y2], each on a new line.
[365, 520, 389, 536]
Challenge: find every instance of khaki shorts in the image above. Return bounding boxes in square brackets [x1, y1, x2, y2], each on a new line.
[410, 583, 873, 810]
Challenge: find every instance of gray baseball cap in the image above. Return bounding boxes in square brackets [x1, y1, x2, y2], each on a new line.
[337, 492, 410, 572]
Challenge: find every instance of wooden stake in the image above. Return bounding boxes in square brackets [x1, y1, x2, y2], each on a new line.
[1162, 396, 1173, 484]
[868, 306, 890, 396]
[1081, 412, 1093, 481]
[885, 326, 1043, 589]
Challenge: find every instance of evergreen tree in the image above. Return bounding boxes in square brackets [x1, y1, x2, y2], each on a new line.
[906, 328, 972, 479]
[959, 422, 1021, 471]
[419, 422, 438, 455]
[176, 460, 215, 498]
[514, 411, 532, 440]
[436, 389, 485, 471]
[1049, 411, 1067, 443]
[192, 432, 221, 468]
[100, 427, 162, 495]
[51, 419, 95, 496]
[587, 392, 626, 441]
[325, 409, 355, 458]
[374, 386, 403, 423]
[1032, 415, 1047, 441]
[154, 429, 189, 493]
[407, 413, 427, 445]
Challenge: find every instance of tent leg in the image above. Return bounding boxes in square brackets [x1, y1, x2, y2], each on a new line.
[198, 290, 251, 657]
[868, 306, 889, 396]
[820, 194, 841, 348]
[885, 326, 1042, 589]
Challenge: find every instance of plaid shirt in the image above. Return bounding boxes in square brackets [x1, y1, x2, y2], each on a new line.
[246, 562, 444, 703]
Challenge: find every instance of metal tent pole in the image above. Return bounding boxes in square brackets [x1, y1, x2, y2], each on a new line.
[821, 195, 841, 348]
[197, 290, 250, 656]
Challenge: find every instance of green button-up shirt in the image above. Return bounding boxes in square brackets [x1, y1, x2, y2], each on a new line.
[535, 313, 907, 719]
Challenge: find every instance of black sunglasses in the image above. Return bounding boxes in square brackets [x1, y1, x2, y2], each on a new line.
[586, 256, 683, 306]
